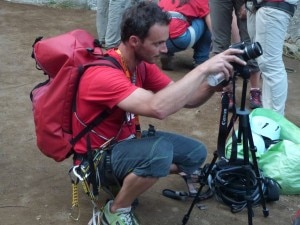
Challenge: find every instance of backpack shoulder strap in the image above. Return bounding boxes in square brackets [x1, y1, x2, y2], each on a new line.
[80, 55, 123, 73]
[70, 56, 122, 146]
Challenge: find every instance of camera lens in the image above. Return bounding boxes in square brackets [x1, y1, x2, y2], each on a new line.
[243, 42, 263, 60]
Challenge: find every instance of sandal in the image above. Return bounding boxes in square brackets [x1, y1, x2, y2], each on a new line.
[162, 189, 189, 201]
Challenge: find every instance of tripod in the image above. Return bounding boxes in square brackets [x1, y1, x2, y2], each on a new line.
[233, 73, 269, 224]
[182, 71, 269, 225]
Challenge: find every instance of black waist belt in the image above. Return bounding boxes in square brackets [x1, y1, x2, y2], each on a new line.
[261, 1, 296, 17]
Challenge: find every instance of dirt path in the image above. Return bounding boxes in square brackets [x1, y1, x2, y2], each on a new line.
[0, 1, 299, 225]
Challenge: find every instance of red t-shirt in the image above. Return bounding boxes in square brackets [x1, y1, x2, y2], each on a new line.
[72, 49, 172, 153]
[158, 0, 210, 38]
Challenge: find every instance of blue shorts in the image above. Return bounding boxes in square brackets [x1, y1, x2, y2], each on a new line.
[111, 130, 207, 182]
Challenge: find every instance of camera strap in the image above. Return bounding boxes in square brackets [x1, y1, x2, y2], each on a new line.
[217, 93, 229, 158]
[217, 93, 237, 159]
[217, 78, 239, 160]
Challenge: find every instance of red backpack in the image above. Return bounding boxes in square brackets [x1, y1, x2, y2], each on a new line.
[30, 29, 122, 162]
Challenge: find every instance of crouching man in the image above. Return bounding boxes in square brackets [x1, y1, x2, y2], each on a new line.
[73, 2, 246, 224]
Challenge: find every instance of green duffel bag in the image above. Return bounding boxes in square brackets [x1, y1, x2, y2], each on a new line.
[258, 140, 300, 195]
[226, 108, 300, 195]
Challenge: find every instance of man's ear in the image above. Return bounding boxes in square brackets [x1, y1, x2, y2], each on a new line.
[129, 35, 141, 47]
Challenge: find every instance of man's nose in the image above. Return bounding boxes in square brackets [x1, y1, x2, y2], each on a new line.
[160, 42, 168, 54]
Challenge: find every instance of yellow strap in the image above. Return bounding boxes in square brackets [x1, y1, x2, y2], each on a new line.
[115, 49, 142, 138]
[115, 49, 131, 80]
[69, 183, 80, 221]
[82, 178, 96, 201]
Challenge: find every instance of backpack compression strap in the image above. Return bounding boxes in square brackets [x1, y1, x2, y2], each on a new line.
[70, 110, 112, 146]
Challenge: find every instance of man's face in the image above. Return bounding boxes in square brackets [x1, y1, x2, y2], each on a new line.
[134, 23, 169, 64]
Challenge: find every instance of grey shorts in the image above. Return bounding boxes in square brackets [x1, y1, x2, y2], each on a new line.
[110, 131, 207, 182]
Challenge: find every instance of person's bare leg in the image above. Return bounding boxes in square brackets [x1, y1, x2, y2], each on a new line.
[231, 12, 240, 43]
[111, 163, 179, 212]
[110, 173, 158, 212]
[249, 71, 261, 89]
[169, 163, 179, 174]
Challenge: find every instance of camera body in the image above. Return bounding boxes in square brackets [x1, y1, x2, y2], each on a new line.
[229, 41, 263, 78]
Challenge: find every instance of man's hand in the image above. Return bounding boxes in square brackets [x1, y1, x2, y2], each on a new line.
[199, 48, 247, 84]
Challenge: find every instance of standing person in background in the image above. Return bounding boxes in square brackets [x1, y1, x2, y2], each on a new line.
[96, 0, 140, 49]
[158, 0, 212, 70]
[209, 0, 262, 109]
[246, 0, 298, 115]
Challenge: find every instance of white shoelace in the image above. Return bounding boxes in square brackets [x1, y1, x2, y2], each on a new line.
[116, 207, 134, 225]
[87, 206, 101, 225]
[118, 212, 134, 225]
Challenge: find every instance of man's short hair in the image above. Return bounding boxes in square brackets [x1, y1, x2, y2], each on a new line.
[120, 1, 171, 42]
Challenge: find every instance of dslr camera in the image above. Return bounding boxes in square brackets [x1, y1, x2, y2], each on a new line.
[230, 41, 262, 76]
[207, 41, 263, 86]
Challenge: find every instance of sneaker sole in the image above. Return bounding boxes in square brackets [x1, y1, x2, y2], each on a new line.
[100, 216, 109, 225]
[249, 103, 262, 109]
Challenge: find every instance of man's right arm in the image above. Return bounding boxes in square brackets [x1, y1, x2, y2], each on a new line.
[117, 48, 246, 119]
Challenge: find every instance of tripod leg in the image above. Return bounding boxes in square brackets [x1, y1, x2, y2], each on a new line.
[245, 165, 255, 225]
[239, 114, 254, 225]
[182, 151, 218, 225]
[246, 117, 269, 217]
